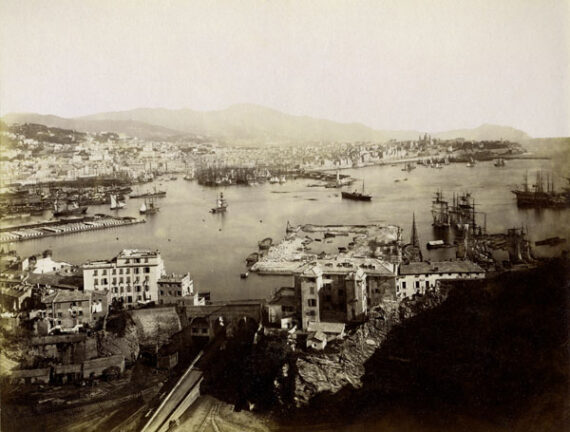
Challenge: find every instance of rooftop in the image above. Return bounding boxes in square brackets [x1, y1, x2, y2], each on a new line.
[118, 249, 160, 258]
[83, 249, 161, 267]
[399, 260, 485, 276]
[158, 273, 190, 283]
[42, 289, 91, 304]
[307, 321, 345, 335]
[299, 257, 395, 277]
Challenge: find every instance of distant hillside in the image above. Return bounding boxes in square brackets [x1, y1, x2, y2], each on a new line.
[433, 123, 531, 142]
[3, 104, 532, 143]
[1, 113, 182, 139]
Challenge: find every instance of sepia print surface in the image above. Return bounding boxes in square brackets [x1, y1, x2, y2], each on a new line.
[0, 1, 568, 431]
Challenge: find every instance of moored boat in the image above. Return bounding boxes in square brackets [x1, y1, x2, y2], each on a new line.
[210, 192, 228, 213]
[426, 239, 450, 249]
[535, 236, 566, 246]
[53, 200, 88, 217]
[258, 237, 272, 249]
[494, 158, 506, 167]
[110, 194, 126, 210]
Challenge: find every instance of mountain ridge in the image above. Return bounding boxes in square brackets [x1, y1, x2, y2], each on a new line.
[2, 104, 532, 142]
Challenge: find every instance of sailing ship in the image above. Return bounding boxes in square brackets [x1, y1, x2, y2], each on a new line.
[210, 192, 228, 213]
[139, 196, 159, 214]
[341, 180, 372, 201]
[110, 194, 126, 210]
[431, 190, 450, 228]
[325, 170, 342, 188]
[494, 158, 506, 167]
[53, 200, 88, 217]
[511, 171, 568, 208]
[466, 157, 476, 168]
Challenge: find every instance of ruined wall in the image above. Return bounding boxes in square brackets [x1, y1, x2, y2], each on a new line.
[98, 319, 139, 364]
[129, 307, 182, 346]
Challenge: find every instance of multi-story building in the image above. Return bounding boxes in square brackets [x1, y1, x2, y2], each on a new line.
[291, 258, 397, 330]
[157, 272, 198, 305]
[42, 289, 93, 328]
[396, 260, 485, 299]
[82, 249, 165, 307]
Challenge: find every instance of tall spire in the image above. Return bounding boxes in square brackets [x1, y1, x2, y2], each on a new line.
[411, 212, 423, 261]
[411, 212, 419, 248]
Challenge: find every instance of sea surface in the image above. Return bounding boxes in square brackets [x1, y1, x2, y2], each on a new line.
[11, 157, 570, 302]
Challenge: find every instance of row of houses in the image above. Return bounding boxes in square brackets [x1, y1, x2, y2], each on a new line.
[1, 249, 202, 335]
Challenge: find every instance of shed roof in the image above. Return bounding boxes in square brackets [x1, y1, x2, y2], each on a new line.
[399, 260, 485, 275]
[307, 321, 345, 335]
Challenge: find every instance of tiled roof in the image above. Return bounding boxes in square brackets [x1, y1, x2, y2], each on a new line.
[42, 289, 90, 304]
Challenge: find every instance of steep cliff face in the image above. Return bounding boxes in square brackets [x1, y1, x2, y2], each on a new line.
[286, 290, 450, 407]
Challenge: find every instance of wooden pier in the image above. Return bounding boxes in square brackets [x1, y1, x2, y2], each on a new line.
[0, 215, 145, 244]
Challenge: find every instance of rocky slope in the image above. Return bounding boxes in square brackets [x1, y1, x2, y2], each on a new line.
[290, 291, 449, 407]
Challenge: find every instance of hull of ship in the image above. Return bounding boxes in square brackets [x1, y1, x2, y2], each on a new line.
[53, 206, 88, 217]
[341, 192, 372, 201]
[512, 191, 568, 208]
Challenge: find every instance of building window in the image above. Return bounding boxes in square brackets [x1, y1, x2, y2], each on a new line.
[415, 281, 420, 289]
[308, 299, 317, 307]
[93, 270, 98, 276]
[309, 286, 315, 295]
[102, 269, 107, 275]
[112, 278, 117, 284]
[144, 267, 150, 273]
[112, 269, 116, 275]
[57, 312, 62, 318]
[119, 277, 124, 283]
[136, 286, 141, 292]
[94, 278, 98, 285]
[402, 281, 406, 289]
[126, 276, 130, 283]
[119, 268, 123, 275]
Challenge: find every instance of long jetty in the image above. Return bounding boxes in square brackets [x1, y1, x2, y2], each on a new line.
[0, 215, 145, 243]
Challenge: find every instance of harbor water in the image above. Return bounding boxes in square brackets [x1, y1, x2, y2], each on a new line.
[10, 158, 570, 301]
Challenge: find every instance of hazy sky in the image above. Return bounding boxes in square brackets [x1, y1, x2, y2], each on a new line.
[0, 0, 568, 137]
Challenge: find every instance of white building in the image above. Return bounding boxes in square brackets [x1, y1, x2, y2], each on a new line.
[397, 260, 485, 299]
[157, 272, 201, 305]
[82, 249, 165, 307]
